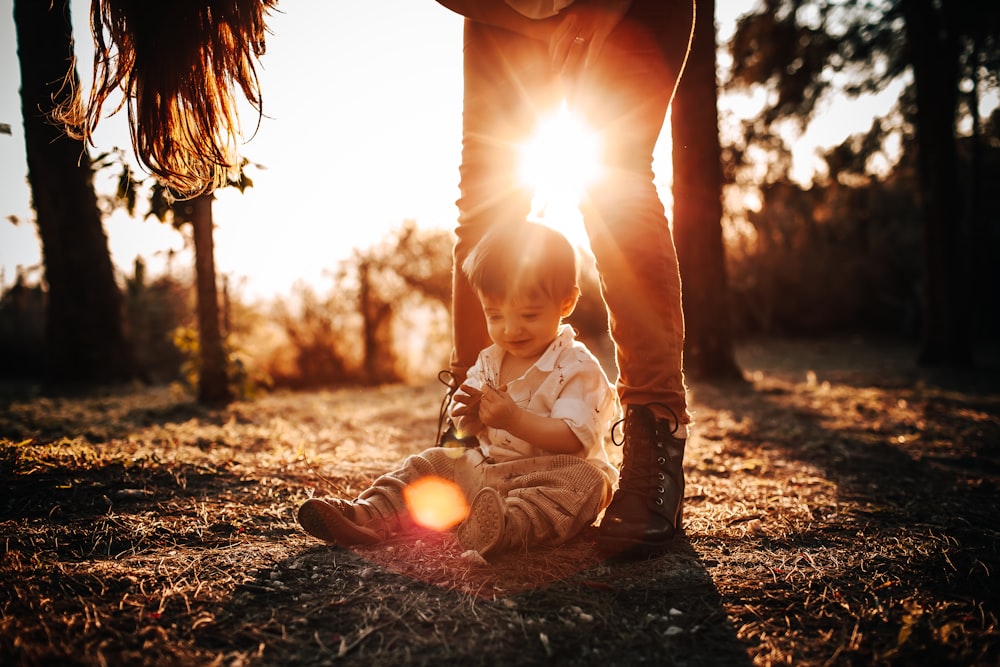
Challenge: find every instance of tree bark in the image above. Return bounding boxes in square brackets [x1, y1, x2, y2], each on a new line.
[671, 0, 742, 381]
[14, 0, 133, 386]
[181, 194, 232, 404]
[901, 0, 972, 366]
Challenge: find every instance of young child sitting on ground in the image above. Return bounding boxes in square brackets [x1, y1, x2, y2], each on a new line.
[297, 220, 620, 559]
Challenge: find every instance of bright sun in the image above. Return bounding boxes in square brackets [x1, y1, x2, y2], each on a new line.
[519, 103, 602, 247]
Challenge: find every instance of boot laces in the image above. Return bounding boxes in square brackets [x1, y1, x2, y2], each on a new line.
[611, 402, 681, 446]
[436, 369, 460, 446]
[611, 403, 681, 501]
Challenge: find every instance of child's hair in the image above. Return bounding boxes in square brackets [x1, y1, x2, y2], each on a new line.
[462, 221, 579, 302]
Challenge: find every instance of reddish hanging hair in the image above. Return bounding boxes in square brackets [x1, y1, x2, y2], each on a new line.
[61, 0, 277, 197]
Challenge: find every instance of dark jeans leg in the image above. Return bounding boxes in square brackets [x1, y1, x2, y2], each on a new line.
[572, 0, 695, 422]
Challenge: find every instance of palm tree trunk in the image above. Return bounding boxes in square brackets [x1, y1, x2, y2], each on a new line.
[187, 194, 232, 404]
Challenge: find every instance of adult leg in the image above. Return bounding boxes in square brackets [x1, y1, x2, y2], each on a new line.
[449, 19, 559, 385]
[573, 0, 693, 419]
[571, 0, 696, 554]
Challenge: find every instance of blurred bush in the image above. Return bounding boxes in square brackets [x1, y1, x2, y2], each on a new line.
[5, 157, 995, 391]
[0, 270, 45, 378]
[725, 175, 923, 337]
[125, 257, 189, 384]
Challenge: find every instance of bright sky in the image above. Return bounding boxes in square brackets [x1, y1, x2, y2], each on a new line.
[1, 1, 469, 300]
[0, 1, 921, 301]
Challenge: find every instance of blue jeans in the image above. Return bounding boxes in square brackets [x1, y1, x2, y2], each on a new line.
[451, 0, 695, 424]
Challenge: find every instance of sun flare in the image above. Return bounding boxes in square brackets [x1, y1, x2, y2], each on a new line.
[519, 103, 602, 247]
[403, 476, 469, 532]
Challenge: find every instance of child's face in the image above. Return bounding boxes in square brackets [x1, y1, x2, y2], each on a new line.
[479, 290, 575, 361]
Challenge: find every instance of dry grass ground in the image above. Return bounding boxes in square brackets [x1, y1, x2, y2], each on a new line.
[1, 337, 998, 666]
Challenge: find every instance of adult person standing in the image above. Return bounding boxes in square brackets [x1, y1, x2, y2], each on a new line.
[433, 0, 696, 556]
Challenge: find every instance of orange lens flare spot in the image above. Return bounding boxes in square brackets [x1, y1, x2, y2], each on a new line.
[403, 476, 469, 532]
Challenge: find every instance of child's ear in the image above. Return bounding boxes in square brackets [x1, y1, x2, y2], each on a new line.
[560, 287, 580, 317]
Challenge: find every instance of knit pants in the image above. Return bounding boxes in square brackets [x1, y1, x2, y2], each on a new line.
[358, 447, 612, 548]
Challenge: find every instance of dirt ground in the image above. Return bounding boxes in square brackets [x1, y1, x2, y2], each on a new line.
[1, 337, 998, 666]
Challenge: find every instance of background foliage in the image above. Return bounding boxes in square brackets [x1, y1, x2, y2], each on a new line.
[3, 111, 999, 393]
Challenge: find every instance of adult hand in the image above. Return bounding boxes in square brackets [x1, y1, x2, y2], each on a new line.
[550, 0, 632, 75]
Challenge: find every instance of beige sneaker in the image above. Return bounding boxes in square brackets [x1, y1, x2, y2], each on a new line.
[297, 498, 385, 546]
[455, 487, 507, 558]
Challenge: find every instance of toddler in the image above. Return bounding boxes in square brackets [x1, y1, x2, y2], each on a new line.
[297, 220, 619, 559]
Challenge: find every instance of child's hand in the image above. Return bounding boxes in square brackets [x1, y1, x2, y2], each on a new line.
[452, 383, 483, 418]
[477, 384, 521, 431]
[451, 384, 484, 435]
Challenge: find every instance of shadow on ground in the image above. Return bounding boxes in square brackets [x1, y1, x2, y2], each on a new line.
[201, 531, 754, 667]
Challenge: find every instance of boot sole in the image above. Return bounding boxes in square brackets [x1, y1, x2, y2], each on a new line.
[596, 504, 684, 558]
[596, 528, 684, 558]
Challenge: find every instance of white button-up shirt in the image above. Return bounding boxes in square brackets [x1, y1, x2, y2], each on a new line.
[456, 324, 620, 483]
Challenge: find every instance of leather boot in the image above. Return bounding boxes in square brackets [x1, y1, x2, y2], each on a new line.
[597, 404, 685, 556]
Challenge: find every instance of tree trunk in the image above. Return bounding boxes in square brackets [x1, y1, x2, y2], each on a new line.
[180, 194, 232, 404]
[14, 0, 133, 386]
[967, 23, 988, 349]
[901, 0, 972, 366]
[358, 258, 377, 383]
[671, 0, 742, 381]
